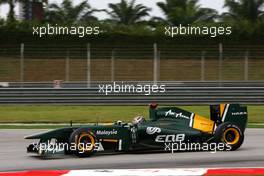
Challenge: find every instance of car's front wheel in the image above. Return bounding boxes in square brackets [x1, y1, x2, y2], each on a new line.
[69, 128, 97, 157]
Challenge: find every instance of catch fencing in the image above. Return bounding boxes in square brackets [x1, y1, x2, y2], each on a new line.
[0, 81, 264, 105]
[0, 44, 264, 83]
[1, 43, 264, 105]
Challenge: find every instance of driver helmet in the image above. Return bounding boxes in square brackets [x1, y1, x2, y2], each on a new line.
[132, 116, 145, 125]
[116, 120, 122, 125]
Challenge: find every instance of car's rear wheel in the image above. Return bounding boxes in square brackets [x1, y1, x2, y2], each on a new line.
[214, 122, 244, 151]
[69, 128, 97, 157]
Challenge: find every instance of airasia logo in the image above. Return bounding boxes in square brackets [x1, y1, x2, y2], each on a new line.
[165, 110, 189, 119]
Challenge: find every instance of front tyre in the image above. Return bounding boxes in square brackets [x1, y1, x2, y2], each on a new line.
[214, 123, 244, 151]
[69, 128, 97, 157]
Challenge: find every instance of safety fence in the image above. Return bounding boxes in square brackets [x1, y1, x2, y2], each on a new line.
[0, 44, 264, 82]
[0, 81, 264, 105]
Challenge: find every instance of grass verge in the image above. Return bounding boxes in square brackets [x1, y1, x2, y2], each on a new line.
[0, 105, 263, 128]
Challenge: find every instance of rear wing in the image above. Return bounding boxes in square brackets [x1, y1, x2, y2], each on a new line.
[210, 104, 248, 132]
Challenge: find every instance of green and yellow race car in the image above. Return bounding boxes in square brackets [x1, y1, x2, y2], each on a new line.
[25, 103, 247, 157]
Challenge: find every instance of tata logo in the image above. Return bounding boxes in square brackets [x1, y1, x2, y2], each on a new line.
[146, 127, 161, 135]
[165, 110, 189, 119]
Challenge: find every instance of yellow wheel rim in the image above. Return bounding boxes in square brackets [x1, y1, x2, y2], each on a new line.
[223, 128, 240, 145]
[78, 133, 95, 152]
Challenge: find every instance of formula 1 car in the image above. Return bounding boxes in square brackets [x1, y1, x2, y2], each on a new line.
[25, 103, 247, 157]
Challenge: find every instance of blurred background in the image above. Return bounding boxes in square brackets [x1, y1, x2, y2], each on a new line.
[0, 0, 264, 84]
[1, 43, 263, 82]
[0, 0, 263, 124]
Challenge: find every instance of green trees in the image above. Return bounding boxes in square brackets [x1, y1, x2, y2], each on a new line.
[45, 0, 97, 25]
[0, 0, 263, 25]
[156, 0, 218, 25]
[221, 0, 264, 36]
[0, 0, 264, 39]
[107, 0, 151, 25]
[223, 0, 264, 22]
[0, 0, 49, 22]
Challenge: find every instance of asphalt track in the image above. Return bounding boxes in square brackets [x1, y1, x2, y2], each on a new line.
[0, 129, 264, 171]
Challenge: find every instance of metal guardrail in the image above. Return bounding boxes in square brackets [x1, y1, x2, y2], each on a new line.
[5, 81, 264, 88]
[0, 81, 264, 105]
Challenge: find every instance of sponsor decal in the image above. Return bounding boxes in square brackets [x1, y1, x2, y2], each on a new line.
[131, 126, 137, 144]
[96, 129, 117, 135]
[232, 112, 247, 116]
[165, 110, 190, 119]
[146, 127, 161, 135]
[155, 134, 185, 143]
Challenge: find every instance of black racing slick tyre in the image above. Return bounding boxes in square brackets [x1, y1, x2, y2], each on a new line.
[69, 128, 97, 157]
[214, 122, 244, 151]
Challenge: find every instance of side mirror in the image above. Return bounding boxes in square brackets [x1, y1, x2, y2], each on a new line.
[149, 103, 158, 121]
[210, 105, 221, 123]
[149, 103, 158, 109]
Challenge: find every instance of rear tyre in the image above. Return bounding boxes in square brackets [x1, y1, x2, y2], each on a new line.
[69, 128, 97, 157]
[214, 122, 244, 151]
